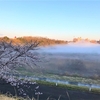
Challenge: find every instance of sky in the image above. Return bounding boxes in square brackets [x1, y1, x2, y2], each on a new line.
[0, 0, 100, 40]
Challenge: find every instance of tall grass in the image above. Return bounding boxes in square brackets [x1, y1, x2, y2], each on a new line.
[0, 94, 36, 100]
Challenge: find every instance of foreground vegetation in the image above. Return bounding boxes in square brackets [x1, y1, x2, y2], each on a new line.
[0, 93, 37, 100]
[0, 94, 25, 100]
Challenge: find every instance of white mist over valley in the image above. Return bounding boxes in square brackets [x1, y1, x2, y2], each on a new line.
[40, 41, 100, 54]
[35, 41, 100, 78]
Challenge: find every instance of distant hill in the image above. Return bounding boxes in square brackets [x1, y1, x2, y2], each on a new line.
[73, 37, 99, 44]
[0, 36, 67, 46]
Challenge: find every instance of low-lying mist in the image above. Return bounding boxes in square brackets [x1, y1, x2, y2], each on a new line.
[40, 42, 100, 54]
[31, 42, 100, 79]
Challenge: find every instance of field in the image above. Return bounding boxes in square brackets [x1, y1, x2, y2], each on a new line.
[31, 53, 100, 78]
[16, 52, 100, 83]
[16, 44, 100, 79]
[1, 43, 100, 100]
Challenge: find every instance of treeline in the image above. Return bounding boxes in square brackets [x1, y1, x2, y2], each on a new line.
[0, 36, 67, 46]
[73, 37, 100, 44]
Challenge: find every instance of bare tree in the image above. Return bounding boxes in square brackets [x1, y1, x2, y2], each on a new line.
[0, 40, 41, 72]
[0, 40, 43, 97]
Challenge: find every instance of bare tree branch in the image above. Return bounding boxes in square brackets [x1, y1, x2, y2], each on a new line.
[0, 41, 41, 74]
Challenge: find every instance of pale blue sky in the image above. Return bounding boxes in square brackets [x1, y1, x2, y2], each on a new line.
[0, 0, 100, 40]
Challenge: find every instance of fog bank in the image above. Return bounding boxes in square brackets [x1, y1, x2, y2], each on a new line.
[40, 42, 100, 54]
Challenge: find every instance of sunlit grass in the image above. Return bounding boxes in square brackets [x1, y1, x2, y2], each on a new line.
[0, 94, 36, 100]
[0, 94, 19, 100]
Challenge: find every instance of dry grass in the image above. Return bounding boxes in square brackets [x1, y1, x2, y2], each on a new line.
[0, 94, 28, 100]
[0, 95, 17, 100]
[0, 94, 36, 100]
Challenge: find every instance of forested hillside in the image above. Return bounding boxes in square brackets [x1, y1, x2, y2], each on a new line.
[0, 36, 67, 46]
